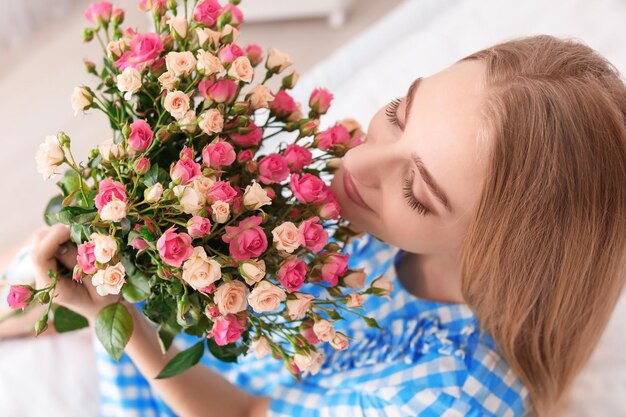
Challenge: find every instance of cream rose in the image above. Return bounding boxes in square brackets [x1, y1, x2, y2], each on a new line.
[330, 332, 349, 351]
[182, 246, 222, 290]
[198, 109, 224, 135]
[239, 259, 266, 286]
[98, 138, 124, 162]
[191, 176, 216, 204]
[163, 90, 190, 120]
[247, 281, 286, 313]
[89, 232, 118, 264]
[196, 49, 224, 75]
[144, 183, 163, 203]
[227, 56, 253, 83]
[247, 84, 274, 109]
[173, 185, 203, 215]
[343, 269, 366, 289]
[243, 182, 271, 210]
[293, 351, 324, 376]
[250, 336, 272, 359]
[345, 292, 364, 308]
[106, 39, 127, 59]
[221, 24, 239, 43]
[100, 199, 127, 222]
[195, 28, 221, 49]
[165, 51, 196, 77]
[116, 67, 142, 100]
[35, 135, 65, 180]
[166, 16, 188, 39]
[91, 262, 126, 296]
[266, 48, 293, 73]
[179, 110, 197, 133]
[70, 86, 93, 115]
[158, 70, 178, 91]
[214, 280, 249, 315]
[313, 319, 335, 342]
[211, 200, 230, 223]
[272, 222, 301, 253]
[285, 293, 314, 320]
[371, 275, 393, 297]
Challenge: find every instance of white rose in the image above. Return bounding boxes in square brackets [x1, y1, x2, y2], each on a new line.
[214, 280, 249, 315]
[272, 222, 301, 253]
[247, 84, 274, 110]
[266, 48, 292, 73]
[238, 259, 266, 286]
[247, 281, 286, 313]
[163, 90, 190, 120]
[70, 86, 93, 116]
[182, 246, 221, 290]
[173, 185, 203, 215]
[166, 16, 188, 39]
[100, 199, 127, 222]
[293, 351, 324, 376]
[89, 232, 118, 264]
[144, 183, 163, 203]
[98, 138, 124, 162]
[227, 56, 253, 83]
[198, 109, 224, 135]
[249, 336, 272, 359]
[211, 200, 230, 223]
[196, 49, 224, 75]
[35, 135, 65, 180]
[116, 67, 142, 100]
[158, 70, 178, 91]
[179, 110, 197, 133]
[242, 182, 272, 210]
[285, 293, 314, 320]
[91, 262, 126, 296]
[165, 51, 196, 77]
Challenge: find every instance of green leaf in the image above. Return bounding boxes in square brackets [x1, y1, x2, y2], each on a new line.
[207, 338, 242, 363]
[155, 340, 205, 379]
[44, 194, 65, 226]
[137, 225, 155, 242]
[62, 189, 80, 207]
[56, 169, 81, 196]
[326, 309, 344, 321]
[53, 306, 89, 333]
[122, 272, 151, 303]
[157, 324, 178, 354]
[118, 252, 137, 277]
[363, 316, 381, 329]
[95, 303, 134, 361]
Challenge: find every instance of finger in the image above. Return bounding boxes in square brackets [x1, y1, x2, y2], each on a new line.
[55, 241, 78, 271]
[32, 224, 70, 289]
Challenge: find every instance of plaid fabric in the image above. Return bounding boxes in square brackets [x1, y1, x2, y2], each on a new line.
[2, 233, 531, 416]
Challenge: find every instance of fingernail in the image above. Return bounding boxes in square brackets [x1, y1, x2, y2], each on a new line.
[58, 244, 69, 255]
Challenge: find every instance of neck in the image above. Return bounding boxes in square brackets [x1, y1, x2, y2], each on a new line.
[395, 251, 466, 305]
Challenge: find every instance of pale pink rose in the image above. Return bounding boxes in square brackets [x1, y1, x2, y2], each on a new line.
[245, 43, 263, 66]
[227, 119, 262, 147]
[313, 319, 335, 342]
[248, 281, 286, 313]
[196, 50, 224, 75]
[115, 32, 164, 71]
[187, 216, 212, 237]
[286, 103, 303, 123]
[338, 118, 364, 136]
[6, 285, 33, 309]
[116, 67, 142, 100]
[293, 351, 324, 376]
[281, 70, 299, 89]
[242, 182, 271, 210]
[100, 199, 127, 222]
[95, 177, 127, 210]
[283, 144, 312, 173]
[107, 39, 127, 59]
[157, 227, 194, 267]
[269, 90, 297, 118]
[128, 119, 153, 152]
[179, 110, 197, 133]
[300, 321, 320, 345]
[289, 173, 331, 204]
[285, 292, 314, 320]
[277, 257, 307, 292]
[211, 314, 245, 346]
[171, 157, 201, 185]
[91, 262, 126, 296]
[191, 176, 216, 200]
[77, 242, 97, 274]
[211, 200, 230, 223]
[182, 246, 221, 290]
[214, 280, 249, 315]
[298, 216, 328, 253]
[258, 154, 289, 185]
[266, 48, 292, 73]
[144, 183, 163, 203]
[371, 275, 393, 297]
[218, 44, 244, 65]
[221, 215, 268, 261]
[89, 232, 118, 264]
[309, 88, 334, 114]
[193, 0, 222, 26]
[173, 185, 203, 215]
[343, 269, 366, 289]
[158, 70, 178, 91]
[227, 56, 253, 83]
[139, 0, 167, 13]
[247, 84, 274, 109]
[70, 86, 93, 115]
[330, 332, 349, 351]
[98, 138, 124, 162]
[272, 222, 301, 254]
[238, 259, 266, 286]
[195, 28, 221, 49]
[199, 79, 238, 103]
[207, 181, 237, 204]
[166, 16, 188, 39]
[198, 109, 224, 136]
[84, 1, 113, 24]
[300, 119, 320, 137]
[35, 135, 65, 180]
[202, 140, 236, 169]
[221, 24, 240, 42]
[345, 292, 364, 308]
[320, 253, 349, 287]
[250, 336, 272, 359]
[163, 90, 190, 120]
[165, 51, 196, 77]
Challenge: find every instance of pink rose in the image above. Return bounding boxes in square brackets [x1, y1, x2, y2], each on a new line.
[157, 227, 194, 267]
[277, 257, 308, 292]
[299, 319, 320, 345]
[207, 181, 238, 204]
[170, 158, 202, 185]
[269, 90, 297, 118]
[245, 43, 263, 66]
[330, 332, 349, 351]
[115, 32, 164, 71]
[187, 216, 212, 237]
[84, 1, 112, 24]
[202, 140, 236, 169]
[316, 124, 351, 151]
[258, 154, 289, 185]
[298, 216, 328, 252]
[128, 119, 153, 152]
[193, 0, 223, 26]
[317, 199, 340, 220]
[222, 215, 268, 261]
[320, 252, 349, 287]
[134, 157, 151, 175]
[139, 0, 167, 13]
[309, 88, 334, 114]
[228, 120, 262, 147]
[221, 3, 244, 25]
[198, 79, 238, 103]
[6, 285, 33, 309]
[218, 44, 244, 64]
[289, 173, 330, 204]
[237, 149, 254, 163]
[95, 177, 127, 211]
[76, 242, 97, 274]
[283, 144, 312, 173]
[211, 314, 245, 346]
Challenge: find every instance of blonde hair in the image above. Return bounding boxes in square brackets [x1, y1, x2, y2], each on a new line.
[458, 35, 626, 416]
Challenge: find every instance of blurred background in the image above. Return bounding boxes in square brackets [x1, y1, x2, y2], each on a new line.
[1, 0, 626, 416]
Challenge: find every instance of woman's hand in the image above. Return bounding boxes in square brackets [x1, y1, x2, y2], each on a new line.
[30, 223, 121, 322]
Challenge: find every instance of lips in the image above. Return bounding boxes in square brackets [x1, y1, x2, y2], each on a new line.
[343, 170, 374, 212]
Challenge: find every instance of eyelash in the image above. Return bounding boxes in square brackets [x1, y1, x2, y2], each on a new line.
[402, 172, 430, 216]
[385, 97, 402, 128]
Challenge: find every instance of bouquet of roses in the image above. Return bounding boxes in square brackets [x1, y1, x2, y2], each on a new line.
[6, 0, 391, 379]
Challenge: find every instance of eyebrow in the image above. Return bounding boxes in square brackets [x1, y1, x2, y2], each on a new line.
[402, 76, 422, 130]
[411, 153, 453, 214]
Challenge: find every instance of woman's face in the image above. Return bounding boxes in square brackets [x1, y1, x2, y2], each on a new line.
[330, 60, 489, 255]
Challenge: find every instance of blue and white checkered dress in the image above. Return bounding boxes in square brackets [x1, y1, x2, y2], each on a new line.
[2, 232, 531, 416]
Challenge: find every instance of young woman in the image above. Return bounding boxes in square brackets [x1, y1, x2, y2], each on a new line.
[29, 34, 626, 417]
